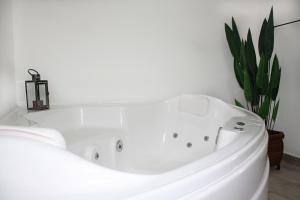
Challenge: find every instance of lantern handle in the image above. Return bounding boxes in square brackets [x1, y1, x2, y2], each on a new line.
[28, 69, 39, 76]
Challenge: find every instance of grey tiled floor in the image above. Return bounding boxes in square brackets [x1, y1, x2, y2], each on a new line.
[269, 158, 300, 200]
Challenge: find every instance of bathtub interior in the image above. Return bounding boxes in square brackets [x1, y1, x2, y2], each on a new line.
[19, 95, 245, 173]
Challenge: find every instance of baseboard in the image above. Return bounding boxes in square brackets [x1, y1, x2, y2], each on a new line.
[283, 153, 300, 167]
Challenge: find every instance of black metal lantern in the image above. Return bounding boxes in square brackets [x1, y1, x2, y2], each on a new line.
[25, 69, 50, 111]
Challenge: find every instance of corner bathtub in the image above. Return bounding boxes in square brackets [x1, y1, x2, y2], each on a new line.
[0, 95, 269, 200]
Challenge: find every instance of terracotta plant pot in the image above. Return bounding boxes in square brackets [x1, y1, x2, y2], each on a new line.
[267, 129, 285, 170]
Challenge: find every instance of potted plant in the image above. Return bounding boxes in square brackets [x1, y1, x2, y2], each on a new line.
[224, 8, 284, 169]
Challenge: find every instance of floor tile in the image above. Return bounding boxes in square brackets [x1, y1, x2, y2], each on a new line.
[269, 158, 300, 200]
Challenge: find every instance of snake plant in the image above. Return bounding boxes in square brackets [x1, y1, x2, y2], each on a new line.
[225, 8, 281, 130]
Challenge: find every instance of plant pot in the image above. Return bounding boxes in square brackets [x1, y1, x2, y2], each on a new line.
[267, 129, 285, 170]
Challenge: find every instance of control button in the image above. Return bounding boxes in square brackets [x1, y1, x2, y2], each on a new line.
[236, 121, 245, 126]
[234, 127, 244, 131]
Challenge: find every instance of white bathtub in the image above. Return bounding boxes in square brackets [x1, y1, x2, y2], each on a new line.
[0, 95, 268, 200]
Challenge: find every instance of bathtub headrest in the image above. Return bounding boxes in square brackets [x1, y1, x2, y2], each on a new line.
[178, 95, 209, 117]
[0, 126, 66, 149]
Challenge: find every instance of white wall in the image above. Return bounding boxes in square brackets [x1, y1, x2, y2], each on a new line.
[12, 0, 300, 156]
[13, 0, 249, 105]
[0, 0, 15, 116]
[273, 3, 300, 158]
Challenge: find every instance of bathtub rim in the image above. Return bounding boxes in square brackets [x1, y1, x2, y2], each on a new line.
[0, 95, 267, 178]
[0, 102, 266, 175]
[0, 95, 268, 199]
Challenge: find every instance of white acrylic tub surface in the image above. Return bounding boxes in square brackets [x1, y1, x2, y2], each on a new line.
[0, 95, 269, 200]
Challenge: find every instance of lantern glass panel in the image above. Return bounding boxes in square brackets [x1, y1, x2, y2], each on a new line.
[38, 83, 47, 107]
[26, 81, 36, 109]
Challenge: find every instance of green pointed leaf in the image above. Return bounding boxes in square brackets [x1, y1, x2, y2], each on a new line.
[225, 17, 241, 59]
[232, 17, 242, 59]
[271, 68, 281, 100]
[258, 19, 268, 57]
[258, 8, 274, 60]
[265, 7, 274, 59]
[235, 99, 245, 108]
[232, 17, 241, 46]
[269, 55, 281, 100]
[240, 41, 247, 69]
[272, 100, 280, 122]
[243, 68, 253, 103]
[234, 59, 244, 89]
[256, 54, 269, 94]
[252, 85, 260, 106]
[225, 24, 238, 59]
[245, 29, 257, 77]
[259, 97, 270, 120]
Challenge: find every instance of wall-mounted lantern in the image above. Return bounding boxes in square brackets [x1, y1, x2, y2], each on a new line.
[25, 69, 50, 111]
